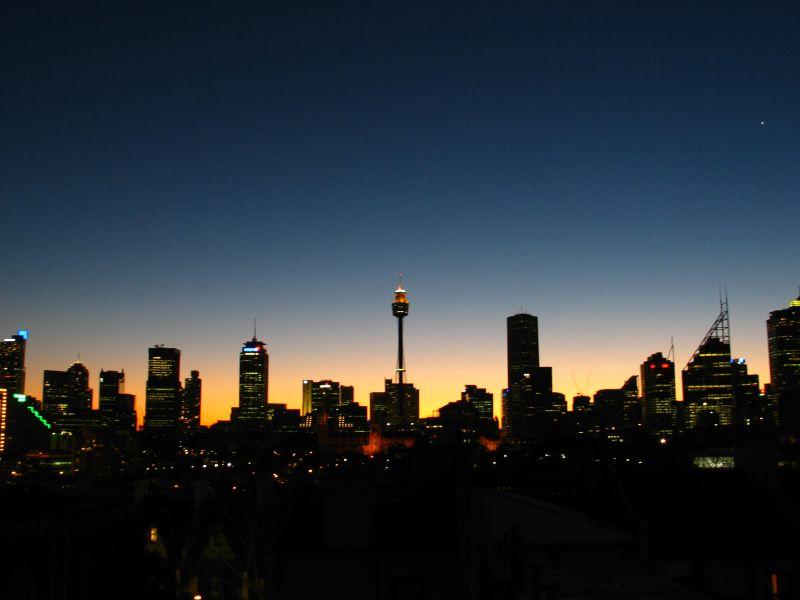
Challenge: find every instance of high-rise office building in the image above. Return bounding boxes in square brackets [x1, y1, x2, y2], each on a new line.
[66, 362, 92, 412]
[369, 390, 389, 426]
[507, 314, 539, 389]
[767, 290, 800, 429]
[238, 336, 268, 424]
[305, 379, 341, 414]
[115, 393, 137, 431]
[144, 346, 181, 430]
[461, 385, 493, 421]
[593, 388, 626, 430]
[340, 385, 354, 405]
[99, 370, 125, 414]
[42, 369, 70, 417]
[505, 366, 558, 437]
[0, 330, 27, 396]
[503, 313, 559, 437]
[302, 379, 364, 430]
[43, 362, 93, 420]
[99, 370, 137, 432]
[730, 358, 760, 426]
[640, 352, 676, 434]
[682, 300, 734, 428]
[620, 375, 641, 426]
[370, 378, 419, 429]
[182, 370, 201, 432]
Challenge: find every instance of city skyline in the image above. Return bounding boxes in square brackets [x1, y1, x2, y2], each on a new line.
[3, 3, 799, 427]
[3, 282, 795, 426]
[4, 3, 800, 598]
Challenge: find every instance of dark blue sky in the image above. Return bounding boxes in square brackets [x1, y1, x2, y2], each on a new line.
[3, 1, 799, 420]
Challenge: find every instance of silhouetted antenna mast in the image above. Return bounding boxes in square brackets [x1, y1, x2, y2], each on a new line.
[253, 317, 257, 340]
[685, 295, 730, 369]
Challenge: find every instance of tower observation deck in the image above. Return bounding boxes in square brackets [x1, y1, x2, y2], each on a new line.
[392, 274, 409, 384]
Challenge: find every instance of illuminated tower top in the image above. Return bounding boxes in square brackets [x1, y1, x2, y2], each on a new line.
[238, 334, 269, 423]
[790, 286, 800, 307]
[392, 274, 409, 318]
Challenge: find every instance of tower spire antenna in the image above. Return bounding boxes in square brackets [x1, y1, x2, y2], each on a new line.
[253, 317, 257, 341]
[397, 272, 404, 292]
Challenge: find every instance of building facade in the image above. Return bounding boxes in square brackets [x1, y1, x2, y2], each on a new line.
[461, 385, 493, 421]
[682, 302, 736, 429]
[144, 346, 181, 430]
[640, 352, 676, 434]
[767, 291, 800, 429]
[507, 313, 539, 389]
[0, 331, 27, 396]
[238, 337, 268, 424]
[182, 370, 202, 432]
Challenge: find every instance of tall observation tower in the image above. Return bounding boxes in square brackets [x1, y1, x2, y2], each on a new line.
[368, 275, 418, 429]
[392, 274, 410, 384]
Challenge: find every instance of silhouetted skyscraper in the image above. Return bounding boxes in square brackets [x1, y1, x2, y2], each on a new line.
[370, 378, 419, 429]
[730, 358, 760, 426]
[42, 369, 70, 417]
[238, 336, 268, 424]
[462, 385, 493, 421]
[182, 370, 201, 432]
[507, 314, 539, 388]
[767, 290, 800, 429]
[99, 369, 124, 414]
[98, 370, 136, 431]
[43, 362, 92, 420]
[144, 346, 181, 430]
[302, 379, 363, 430]
[593, 388, 626, 431]
[115, 393, 137, 431]
[306, 379, 339, 414]
[640, 352, 676, 434]
[504, 313, 559, 437]
[682, 299, 734, 428]
[369, 389, 389, 426]
[302, 379, 354, 417]
[0, 331, 27, 396]
[621, 375, 639, 424]
[340, 385, 354, 405]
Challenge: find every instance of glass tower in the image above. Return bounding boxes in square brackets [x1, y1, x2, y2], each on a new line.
[507, 314, 539, 389]
[182, 370, 201, 432]
[640, 352, 676, 434]
[682, 300, 734, 428]
[0, 331, 27, 396]
[238, 337, 268, 423]
[144, 346, 181, 430]
[767, 290, 800, 429]
[462, 385, 493, 421]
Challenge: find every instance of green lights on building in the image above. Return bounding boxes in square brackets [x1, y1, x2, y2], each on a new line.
[26, 404, 52, 429]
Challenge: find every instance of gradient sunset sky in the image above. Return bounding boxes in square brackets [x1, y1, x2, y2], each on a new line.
[2, 2, 799, 424]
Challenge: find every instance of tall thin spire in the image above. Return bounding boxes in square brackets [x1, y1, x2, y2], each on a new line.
[253, 317, 257, 341]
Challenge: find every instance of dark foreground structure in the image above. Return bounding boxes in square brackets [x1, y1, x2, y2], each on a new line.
[2, 427, 800, 600]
